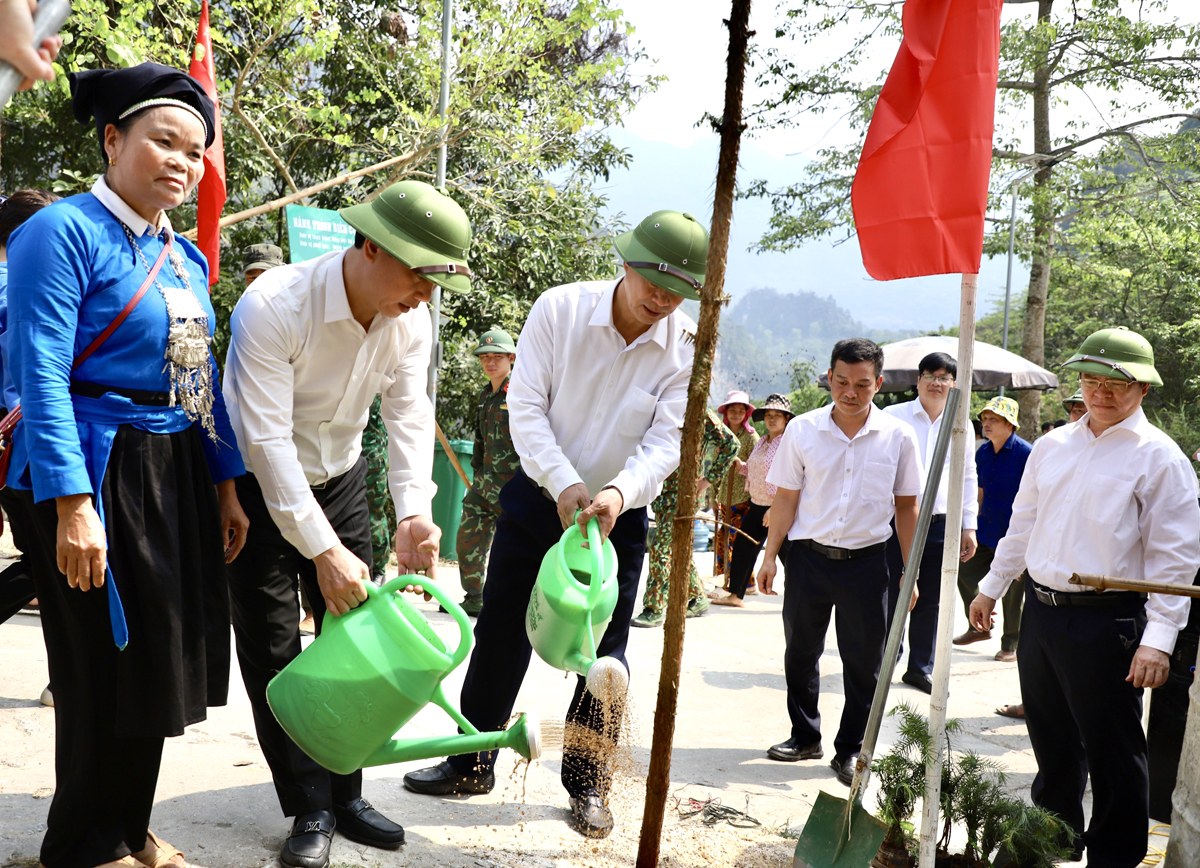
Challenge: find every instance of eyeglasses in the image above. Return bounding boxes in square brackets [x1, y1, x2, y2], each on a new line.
[920, 374, 954, 386]
[1080, 375, 1137, 394]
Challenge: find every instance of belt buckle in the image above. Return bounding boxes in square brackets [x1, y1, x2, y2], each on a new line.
[828, 546, 847, 561]
[1037, 587, 1058, 606]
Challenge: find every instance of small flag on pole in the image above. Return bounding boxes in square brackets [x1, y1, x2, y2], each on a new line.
[188, 0, 226, 286]
[851, 0, 1004, 280]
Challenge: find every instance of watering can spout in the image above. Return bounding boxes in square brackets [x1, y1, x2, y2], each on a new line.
[362, 714, 542, 769]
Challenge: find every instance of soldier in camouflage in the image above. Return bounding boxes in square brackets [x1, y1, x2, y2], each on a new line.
[363, 395, 395, 582]
[455, 327, 521, 615]
[631, 408, 738, 627]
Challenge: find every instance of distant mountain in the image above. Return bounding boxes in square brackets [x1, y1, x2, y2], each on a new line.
[600, 129, 1024, 332]
[685, 287, 919, 400]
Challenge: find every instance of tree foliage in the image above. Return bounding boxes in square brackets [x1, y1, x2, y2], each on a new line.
[747, 0, 1200, 430]
[1, 0, 650, 433]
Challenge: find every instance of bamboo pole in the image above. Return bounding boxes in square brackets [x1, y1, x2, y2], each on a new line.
[179, 151, 419, 240]
[918, 273, 977, 866]
[1070, 573, 1200, 598]
[635, 1, 752, 865]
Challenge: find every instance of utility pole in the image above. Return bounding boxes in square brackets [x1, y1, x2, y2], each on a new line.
[427, 0, 454, 403]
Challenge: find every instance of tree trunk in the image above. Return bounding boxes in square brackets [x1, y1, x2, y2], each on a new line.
[634, 2, 752, 865]
[1164, 672, 1200, 866]
[1017, 0, 1056, 434]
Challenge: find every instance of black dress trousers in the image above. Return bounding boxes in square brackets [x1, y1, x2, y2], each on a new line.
[782, 541, 890, 762]
[884, 516, 946, 679]
[446, 470, 647, 798]
[1018, 581, 1150, 867]
[726, 501, 791, 599]
[0, 484, 37, 624]
[228, 459, 371, 817]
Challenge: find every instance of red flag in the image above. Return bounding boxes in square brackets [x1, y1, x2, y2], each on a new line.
[188, 0, 226, 286]
[851, 0, 1003, 280]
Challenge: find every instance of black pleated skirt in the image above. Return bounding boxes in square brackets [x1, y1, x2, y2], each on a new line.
[21, 423, 230, 738]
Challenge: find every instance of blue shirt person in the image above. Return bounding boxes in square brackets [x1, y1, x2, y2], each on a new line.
[955, 396, 1031, 654]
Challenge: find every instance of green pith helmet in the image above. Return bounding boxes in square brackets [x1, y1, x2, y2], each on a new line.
[339, 181, 473, 293]
[1062, 389, 1085, 411]
[243, 243, 284, 273]
[473, 327, 516, 355]
[613, 210, 709, 300]
[1061, 326, 1162, 386]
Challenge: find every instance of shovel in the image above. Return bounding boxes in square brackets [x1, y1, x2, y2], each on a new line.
[793, 388, 960, 868]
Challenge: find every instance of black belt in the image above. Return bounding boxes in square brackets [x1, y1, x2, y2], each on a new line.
[1031, 579, 1144, 608]
[70, 379, 171, 407]
[931, 514, 946, 524]
[798, 538, 887, 561]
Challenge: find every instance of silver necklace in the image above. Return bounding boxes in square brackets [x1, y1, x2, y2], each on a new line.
[121, 223, 218, 441]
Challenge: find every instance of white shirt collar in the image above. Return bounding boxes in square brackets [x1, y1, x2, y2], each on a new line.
[588, 278, 671, 349]
[1082, 405, 1148, 441]
[91, 176, 173, 238]
[323, 250, 354, 324]
[817, 402, 882, 440]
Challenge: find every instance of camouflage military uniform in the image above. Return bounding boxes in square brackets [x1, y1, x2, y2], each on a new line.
[363, 394, 395, 579]
[640, 409, 738, 614]
[456, 376, 521, 595]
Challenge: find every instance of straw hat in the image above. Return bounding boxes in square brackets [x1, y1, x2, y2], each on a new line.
[752, 393, 795, 422]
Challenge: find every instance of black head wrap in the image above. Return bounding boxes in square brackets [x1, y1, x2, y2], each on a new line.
[68, 62, 216, 162]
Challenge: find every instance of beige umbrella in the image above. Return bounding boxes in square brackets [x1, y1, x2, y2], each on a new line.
[817, 334, 1058, 392]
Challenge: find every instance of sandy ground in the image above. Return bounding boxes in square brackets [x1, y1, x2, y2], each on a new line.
[0, 540, 1165, 868]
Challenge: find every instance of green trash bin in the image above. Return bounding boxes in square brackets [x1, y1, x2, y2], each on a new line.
[432, 439, 474, 561]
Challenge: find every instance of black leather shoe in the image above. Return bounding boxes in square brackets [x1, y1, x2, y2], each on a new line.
[831, 754, 859, 786]
[568, 788, 614, 838]
[281, 809, 334, 868]
[403, 760, 495, 795]
[334, 797, 405, 849]
[767, 737, 824, 762]
[902, 670, 933, 695]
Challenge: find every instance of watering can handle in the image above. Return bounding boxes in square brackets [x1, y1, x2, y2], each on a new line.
[370, 576, 475, 673]
[584, 516, 604, 610]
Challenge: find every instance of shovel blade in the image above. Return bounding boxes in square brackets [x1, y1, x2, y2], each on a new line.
[793, 790, 889, 868]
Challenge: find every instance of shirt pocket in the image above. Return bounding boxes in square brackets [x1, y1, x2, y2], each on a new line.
[1081, 474, 1136, 527]
[618, 387, 659, 438]
[860, 461, 897, 505]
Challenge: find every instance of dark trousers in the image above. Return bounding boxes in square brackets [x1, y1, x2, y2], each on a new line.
[959, 542, 1023, 651]
[727, 501, 791, 598]
[1019, 581, 1149, 867]
[0, 484, 37, 624]
[783, 542, 890, 761]
[228, 461, 370, 817]
[447, 470, 648, 798]
[885, 517, 946, 678]
[15, 489, 163, 868]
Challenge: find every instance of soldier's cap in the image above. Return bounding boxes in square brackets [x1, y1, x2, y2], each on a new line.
[473, 327, 516, 356]
[1062, 389, 1085, 410]
[1060, 326, 1162, 386]
[340, 180, 473, 294]
[979, 396, 1020, 430]
[243, 243, 284, 273]
[614, 210, 709, 301]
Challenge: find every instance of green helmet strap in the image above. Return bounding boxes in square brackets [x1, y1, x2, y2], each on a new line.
[1069, 354, 1135, 381]
[412, 263, 473, 278]
[623, 260, 703, 291]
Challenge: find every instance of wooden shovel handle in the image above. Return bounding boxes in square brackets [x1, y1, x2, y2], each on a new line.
[435, 420, 471, 489]
[1069, 572, 1200, 598]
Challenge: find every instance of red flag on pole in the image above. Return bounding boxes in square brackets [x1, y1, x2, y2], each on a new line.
[851, 0, 1003, 281]
[188, 0, 226, 286]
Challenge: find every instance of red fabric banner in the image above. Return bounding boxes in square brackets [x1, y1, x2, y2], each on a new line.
[188, 0, 226, 286]
[851, 0, 1003, 280]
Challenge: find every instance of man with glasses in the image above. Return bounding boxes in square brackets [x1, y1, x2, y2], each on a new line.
[882, 352, 978, 694]
[969, 327, 1199, 866]
[954, 396, 1031, 660]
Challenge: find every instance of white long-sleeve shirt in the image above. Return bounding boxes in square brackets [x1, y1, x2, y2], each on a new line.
[978, 409, 1199, 653]
[883, 398, 979, 531]
[507, 278, 694, 511]
[224, 249, 436, 558]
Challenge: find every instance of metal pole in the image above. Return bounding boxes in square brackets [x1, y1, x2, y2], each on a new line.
[1000, 167, 1037, 396]
[918, 273, 977, 867]
[427, 0, 454, 402]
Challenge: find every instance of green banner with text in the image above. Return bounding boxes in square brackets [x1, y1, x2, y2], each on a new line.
[285, 204, 355, 263]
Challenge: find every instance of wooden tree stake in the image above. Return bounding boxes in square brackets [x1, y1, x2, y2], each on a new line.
[635, 2, 753, 865]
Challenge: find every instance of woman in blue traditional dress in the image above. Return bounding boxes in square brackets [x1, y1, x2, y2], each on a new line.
[5, 63, 248, 868]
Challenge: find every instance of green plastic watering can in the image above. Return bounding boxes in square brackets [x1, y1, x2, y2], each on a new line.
[266, 576, 540, 776]
[526, 517, 628, 697]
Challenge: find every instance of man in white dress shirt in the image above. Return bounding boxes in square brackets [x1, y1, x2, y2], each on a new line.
[970, 327, 1199, 867]
[882, 351, 979, 694]
[224, 181, 473, 868]
[756, 338, 922, 786]
[404, 210, 704, 840]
